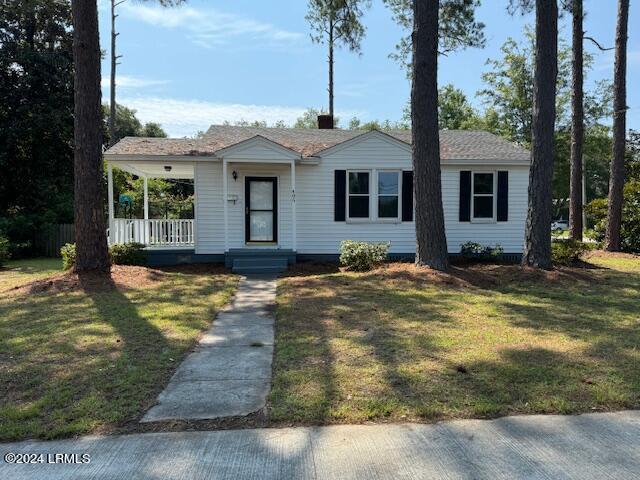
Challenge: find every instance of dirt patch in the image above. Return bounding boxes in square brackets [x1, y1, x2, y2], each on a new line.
[587, 250, 639, 261]
[354, 261, 604, 291]
[283, 261, 341, 277]
[10, 265, 167, 295]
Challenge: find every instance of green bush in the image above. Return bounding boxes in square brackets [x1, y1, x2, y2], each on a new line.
[340, 240, 390, 271]
[109, 243, 147, 265]
[60, 242, 147, 269]
[459, 242, 504, 262]
[586, 180, 640, 252]
[60, 243, 76, 270]
[0, 235, 10, 267]
[551, 239, 591, 266]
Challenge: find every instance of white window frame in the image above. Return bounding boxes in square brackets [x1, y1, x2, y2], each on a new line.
[375, 169, 402, 223]
[471, 171, 497, 223]
[346, 170, 372, 222]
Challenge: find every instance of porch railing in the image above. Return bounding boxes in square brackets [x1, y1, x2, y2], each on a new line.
[110, 218, 195, 247]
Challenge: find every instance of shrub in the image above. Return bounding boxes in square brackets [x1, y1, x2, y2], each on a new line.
[551, 239, 591, 266]
[459, 242, 504, 262]
[110, 242, 146, 265]
[60, 243, 76, 270]
[586, 181, 640, 252]
[340, 240, 390, 271]
[0, 235, 10, 267]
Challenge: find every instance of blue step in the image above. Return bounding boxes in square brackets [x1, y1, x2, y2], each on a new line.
[225, 249, 295, 268]
[232, 257, 288, 274]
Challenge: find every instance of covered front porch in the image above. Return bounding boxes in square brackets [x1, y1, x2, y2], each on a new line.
[106, 159, 195, 249]
[104, 146, 303, 272]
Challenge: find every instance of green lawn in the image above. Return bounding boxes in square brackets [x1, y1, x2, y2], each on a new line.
[270, 252, 640, 425]
[0, 263, 237, 441]
[0, 257, 62, 291]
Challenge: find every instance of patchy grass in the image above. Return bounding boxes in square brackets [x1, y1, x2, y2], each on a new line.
[0, 263, 237, 441]
[269, 251, 640, 425]
[0, 257, 62, 291]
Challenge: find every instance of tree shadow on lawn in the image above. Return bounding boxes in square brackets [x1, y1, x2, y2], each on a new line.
[271, 262, 640, 424]
[0, 269, 225, 440]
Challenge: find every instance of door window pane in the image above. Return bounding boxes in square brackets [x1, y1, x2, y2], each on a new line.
[250, 211, 273, 241]
[349, 196, 369, 218]
[250, 181, 273, 210]
[349, 172, 369, 194]
[378, 196, 398, 218]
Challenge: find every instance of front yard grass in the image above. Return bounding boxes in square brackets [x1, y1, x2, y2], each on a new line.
[0, 263, 237, 441]
[269, 252, 640, 425]
[0, 257, 62, 291]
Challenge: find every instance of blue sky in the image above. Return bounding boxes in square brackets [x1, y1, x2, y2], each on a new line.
[98, 0, 639, 138]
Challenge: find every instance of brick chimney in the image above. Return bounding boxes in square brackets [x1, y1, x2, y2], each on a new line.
[317, 114, 334, 129]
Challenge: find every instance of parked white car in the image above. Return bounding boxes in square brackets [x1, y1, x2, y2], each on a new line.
[551, 220, 569, 231]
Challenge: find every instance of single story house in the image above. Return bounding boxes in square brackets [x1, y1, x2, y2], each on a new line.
[104, 120, 531, 273]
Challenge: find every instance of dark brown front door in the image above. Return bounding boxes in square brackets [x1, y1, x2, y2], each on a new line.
[245, 177, 277, 243]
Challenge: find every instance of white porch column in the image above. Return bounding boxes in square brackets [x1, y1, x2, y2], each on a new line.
[107, 163, 114, 244]
[291, 159, 297, 251]
[222, 158, 228, 252]
[143, 175, 149, 220]
[143, 175, 149, 244]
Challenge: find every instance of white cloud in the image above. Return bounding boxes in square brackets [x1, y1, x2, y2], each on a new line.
[119, 3, 303, 50]
[116, 96, 364, 137]
[101, 75, 170, 89]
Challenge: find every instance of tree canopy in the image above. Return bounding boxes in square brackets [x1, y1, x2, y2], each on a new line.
[383, 0, 486, 71]
[0, 0, 74, 254]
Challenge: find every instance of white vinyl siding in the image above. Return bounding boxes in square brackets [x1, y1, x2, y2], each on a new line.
[194, 134, 529, 255]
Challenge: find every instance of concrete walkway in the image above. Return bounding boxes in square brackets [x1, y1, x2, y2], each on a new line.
[2, 411, 639, 479]
[142, 275, 276, 421]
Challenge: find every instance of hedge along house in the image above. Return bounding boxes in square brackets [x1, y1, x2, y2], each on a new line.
[104, 120, 531, 273]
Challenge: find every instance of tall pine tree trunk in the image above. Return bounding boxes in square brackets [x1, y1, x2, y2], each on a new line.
[569, 0, 584, 241]
[328, 21, 334, 120]
[72, 0, 110, 272]
[522, 0, 558, 269]
[411, 0, 449, 271]
[109, 0, 117, 147]
[605, 0, 629, 251]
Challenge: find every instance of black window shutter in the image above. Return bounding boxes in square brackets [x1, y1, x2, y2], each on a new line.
[334, 170, 346, 221]
[401, 171, 413, 222]
[497, 171, 509, 222]
[459, 171, 471, 222]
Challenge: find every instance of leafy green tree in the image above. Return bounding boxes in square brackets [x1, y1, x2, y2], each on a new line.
[479, 27, 611, 146]
[294, 107, 340, 128]
[103, 104, 167, 145]
[437, 84, 477, 130]
[141, 122, 167, 137]
[306, 0, 371, 119]
[0, 0, 74, 254]
[383, 0, 486, 72]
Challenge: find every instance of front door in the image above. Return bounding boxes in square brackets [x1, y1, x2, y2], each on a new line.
[245, 177, 277, 243]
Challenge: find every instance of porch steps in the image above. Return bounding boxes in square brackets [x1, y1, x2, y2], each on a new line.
[226, 249, 295, 274]
[232, 257, 288, 275]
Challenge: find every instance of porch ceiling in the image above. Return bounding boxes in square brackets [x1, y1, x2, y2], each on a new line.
[109, 160, 194, 179]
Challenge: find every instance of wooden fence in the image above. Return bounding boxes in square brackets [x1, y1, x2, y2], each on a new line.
[34, 224, 75, 257]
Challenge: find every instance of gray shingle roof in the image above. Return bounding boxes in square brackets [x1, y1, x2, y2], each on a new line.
[105, 125, 530, 161]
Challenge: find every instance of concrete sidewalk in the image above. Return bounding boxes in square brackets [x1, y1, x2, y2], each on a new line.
[2, 411, 639, 479]
[142, 275, 277, 422]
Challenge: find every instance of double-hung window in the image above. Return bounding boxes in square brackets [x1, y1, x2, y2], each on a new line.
[472, 172, 495, 221]
[348, 171, 370, 219]
[377, 171, 400, 219]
